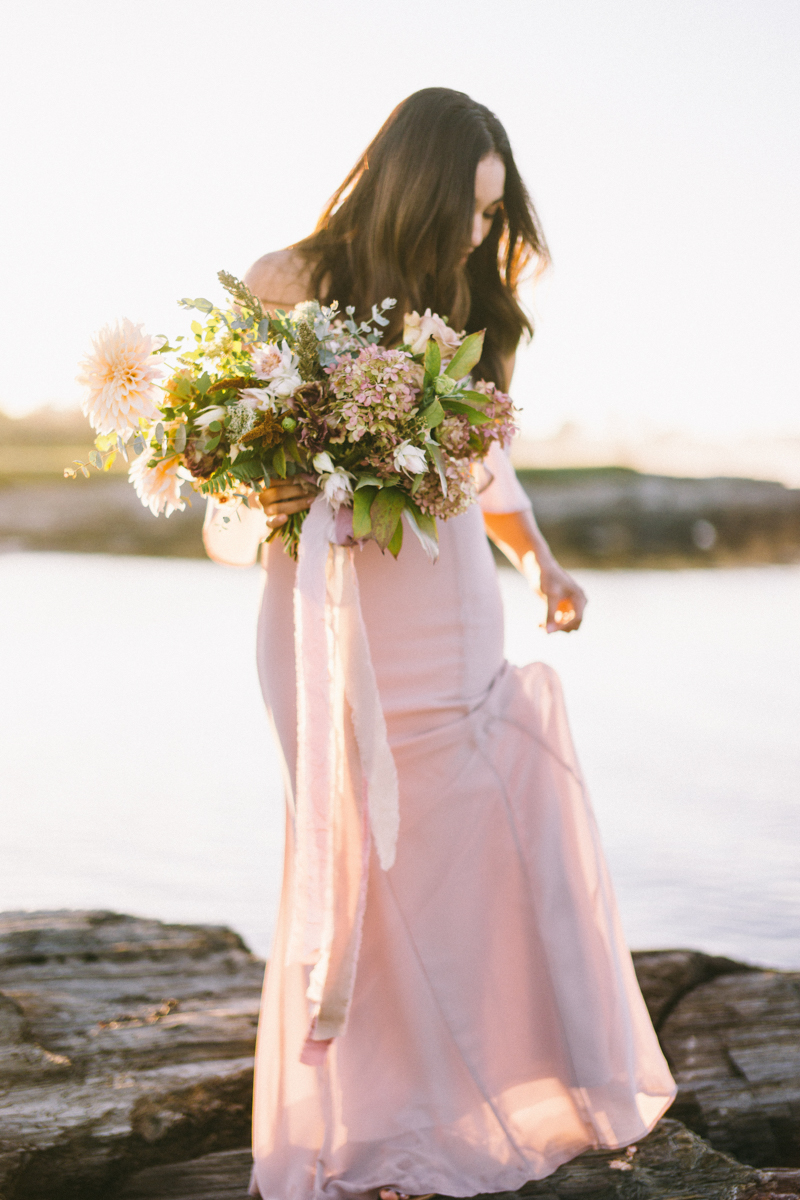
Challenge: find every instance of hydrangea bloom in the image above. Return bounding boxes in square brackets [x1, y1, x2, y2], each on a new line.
[328, 346, 421, 446]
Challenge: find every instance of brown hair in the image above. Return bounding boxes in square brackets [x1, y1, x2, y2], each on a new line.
[295, 87, 549, 390]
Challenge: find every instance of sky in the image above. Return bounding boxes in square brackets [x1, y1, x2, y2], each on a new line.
[1, 0, 798, 440]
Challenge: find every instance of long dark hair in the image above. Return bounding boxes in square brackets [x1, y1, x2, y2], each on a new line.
[295, 87, 549, 390]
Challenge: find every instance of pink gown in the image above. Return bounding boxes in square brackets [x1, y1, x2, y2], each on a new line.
[205, 444, 676, 1200]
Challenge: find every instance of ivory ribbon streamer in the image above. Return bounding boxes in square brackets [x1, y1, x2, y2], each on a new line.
[287, 496, 399, 1060]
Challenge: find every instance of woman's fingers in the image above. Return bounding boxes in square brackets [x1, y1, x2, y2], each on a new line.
[257, 482, 316, 528]
[544, 580, 587, 633]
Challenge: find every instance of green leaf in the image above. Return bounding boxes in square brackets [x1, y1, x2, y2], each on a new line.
[194, 298, 214, 313]
[353, 485, 378, 538]
[421, 398, 445, 429]
[404, 500, 439, 561]
[387, 516, 404, 559]
[197, 372, 211, 395]
[89, 450, 103, 469]
[174, 424, 187, 452]
[208, 420, 222, 433]
[355, 475, 383, 490]
[411, 472, 424, 495]
[370, 486, 406, 551]
[441, 400, 491, 424]
[423, 339, 441, 381]
[460, 389, 493, 411]
[173, 377, 193, 400]
[272, 445, 287, 478]
[205, 435, 221, 451]
[444, 330, 485, 379]
[191, 320, 203, 337]
[426, 440, 448, 496]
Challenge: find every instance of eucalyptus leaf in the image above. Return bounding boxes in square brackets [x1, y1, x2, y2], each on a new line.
[89, 450, 102, 469]
[257, 318, 271, 342]
[194, 298, 214, 313]
[353, 486, 378, 538]
[370, 486, 406, 551]
[155, 423, 164, 444]
[133, 435, 145, 455]
[174, 424, 187, 452]
[444, 329, 485, 379]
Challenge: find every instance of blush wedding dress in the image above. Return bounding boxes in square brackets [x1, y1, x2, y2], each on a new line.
[203, 443, 675, 1200]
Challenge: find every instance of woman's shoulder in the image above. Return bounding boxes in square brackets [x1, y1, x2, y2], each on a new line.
[244, 248, 315, 309]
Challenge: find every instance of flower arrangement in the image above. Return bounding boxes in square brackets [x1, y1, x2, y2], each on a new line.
[70, 272, 516, 559]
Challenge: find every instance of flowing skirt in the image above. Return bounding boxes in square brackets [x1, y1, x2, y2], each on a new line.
[250, 504, 675, 1200]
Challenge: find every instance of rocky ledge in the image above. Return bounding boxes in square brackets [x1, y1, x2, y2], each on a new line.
[1, 911, 799, 1200]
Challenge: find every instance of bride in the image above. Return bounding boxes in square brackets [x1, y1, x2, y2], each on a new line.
[204, 87, 675, 1200]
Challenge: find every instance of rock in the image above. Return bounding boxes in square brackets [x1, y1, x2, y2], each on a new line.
[0, 910, 264, 1199]
[631, 949, 757, 1029]
[659, 967, 800, 1169]
[517, 468, 800, 566]
[3, 912, 800, 1200]
[119, 1148, 253, 1199]
[118, 1122, 800, 1200]
[519, 1117, 761, 1199]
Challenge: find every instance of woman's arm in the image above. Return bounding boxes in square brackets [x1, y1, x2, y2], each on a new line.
[482, 352, 587, 633]
[483, 509, 586, 632]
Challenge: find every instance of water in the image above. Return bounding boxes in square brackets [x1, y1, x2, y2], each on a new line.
[1, 553, 798, 966]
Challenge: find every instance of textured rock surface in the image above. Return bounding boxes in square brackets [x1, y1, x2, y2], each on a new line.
[3, 912, 800, 1200]
[119, 1123, 800, 1200]
[0, 910, 263, 1199]
[660, 967, 800, 1169]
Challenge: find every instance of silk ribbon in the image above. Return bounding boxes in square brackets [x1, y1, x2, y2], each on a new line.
[286, 496, 399, 1063]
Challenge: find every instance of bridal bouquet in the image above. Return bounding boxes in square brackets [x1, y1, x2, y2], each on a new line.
[70, 272, 516, 559]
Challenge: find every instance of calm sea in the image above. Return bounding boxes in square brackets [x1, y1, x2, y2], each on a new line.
[2, 553, 798, 967]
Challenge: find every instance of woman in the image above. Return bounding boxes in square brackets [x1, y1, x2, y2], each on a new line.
[207, 88, 675, 1200]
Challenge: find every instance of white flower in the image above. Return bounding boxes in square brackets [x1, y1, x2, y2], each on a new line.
[393, 441, 428, 475]
[129, 452, 185, 517]
[402, 309, 461, 358]
[249, 345, 282, 380]
[76, 318, 164, 436]
[240, 387, 275, 412]
[313, 451, 335, 474]
[266, 340, 302, 398]
[193, 405, 227, 428]
[322, 468, 353, 511]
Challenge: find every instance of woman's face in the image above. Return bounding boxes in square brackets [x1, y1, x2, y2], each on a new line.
[465, 153, 505, 262]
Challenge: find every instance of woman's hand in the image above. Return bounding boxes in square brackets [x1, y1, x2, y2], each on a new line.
[536, 558, 587, 633]
[257, 482, 317, 529]
[483, 509, 587, 633]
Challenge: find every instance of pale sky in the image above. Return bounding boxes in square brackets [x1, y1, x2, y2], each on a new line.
[1, 0, 798, 439]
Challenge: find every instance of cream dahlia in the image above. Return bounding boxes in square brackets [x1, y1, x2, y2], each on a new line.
[76, 319, 164, 435]
[129, 452, 185, 517]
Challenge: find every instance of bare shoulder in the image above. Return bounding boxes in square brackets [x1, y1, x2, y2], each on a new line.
[243, 248, 315, 310]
